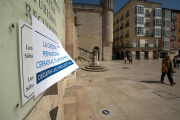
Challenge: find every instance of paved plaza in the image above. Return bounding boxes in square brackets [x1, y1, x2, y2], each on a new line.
[64, 60, 180, 120]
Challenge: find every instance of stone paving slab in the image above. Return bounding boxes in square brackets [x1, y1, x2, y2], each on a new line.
[64, 60, 180, 120]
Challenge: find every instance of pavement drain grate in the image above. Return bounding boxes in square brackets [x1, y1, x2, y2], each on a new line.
[89, 80, 92, 82]
[102, 110, 110, 115]
[152, 91, 180, 100]
[122, 67, 129, 69]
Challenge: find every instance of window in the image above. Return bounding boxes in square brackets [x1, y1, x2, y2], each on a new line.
[155, 28, 161, 36]
[172, 13, 176, 19]
[146, 19, 149, 23]
[145, 40, 148, 48]
[179, 42, 180, 49]
[137, 27, 144, 35]
[164, 41, 170, 50]
[146, 10, 149, 14]
[163, 30, 170, 38]
[171, 42, 175, 49]
[126, 40, 129, 47]
[154, 41, 157, 47]
[117, 42, 119, 47]
[172, 22, 176, 28]
[172, 31, 175, 37]
[154, 9, 162, 17]
[165, 20, 170, 27]
[137, 6, 144, 14]
[137, 16, 144, 25]
[164, 11, 171, 18]
[155, 19, 161, 26]
[145, 30, 149, 36]
[136, 40, 140, 47]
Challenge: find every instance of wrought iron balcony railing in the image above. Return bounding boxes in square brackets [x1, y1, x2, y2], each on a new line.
[116, 19, 119, 24]
[171, 26, 176, 30]
[145, 22, 150, 26]
[125, 13, 129, 18]
[172, 17, 177, 21]
[171, 36, 176, 41]
[125, 23, 129, 27]
[144, 33, 154, 37]
[145, 13, 150, 17]
[120, 17, 123, 21]
[120, 26, 123, 30]
[120, 35, 123, 39]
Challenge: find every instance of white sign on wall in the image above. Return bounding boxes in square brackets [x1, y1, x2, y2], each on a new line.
[32, 15, 79, 98]
[18, 19, 34, 105]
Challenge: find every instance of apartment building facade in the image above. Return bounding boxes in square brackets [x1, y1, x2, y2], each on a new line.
[159, 8, 180, 59]
[113, 0, 161, 60]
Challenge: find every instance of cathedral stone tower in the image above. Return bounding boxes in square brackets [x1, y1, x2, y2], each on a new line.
[101, 0, 114, 61]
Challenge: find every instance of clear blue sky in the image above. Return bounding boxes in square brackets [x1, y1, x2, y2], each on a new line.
[72, 0, 180, 14]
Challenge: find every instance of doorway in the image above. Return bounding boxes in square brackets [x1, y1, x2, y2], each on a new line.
[126, 51, 129, 60]
[121, 51, 123, 59]
[94, 47, 99, 60]
[144, 51, 149, 60]
[153, 51, 156, 59]
[136, 51, 140, 60]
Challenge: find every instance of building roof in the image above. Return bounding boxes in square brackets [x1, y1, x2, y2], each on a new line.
[114, 0, 162, 16]
[162, 7, 180, 12]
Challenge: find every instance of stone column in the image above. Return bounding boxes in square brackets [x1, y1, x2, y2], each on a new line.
[101, 0, 114, 61]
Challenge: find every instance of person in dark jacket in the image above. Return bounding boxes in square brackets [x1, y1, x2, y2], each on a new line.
[160, 56, 176, 86]
[129, 56, 132, 64]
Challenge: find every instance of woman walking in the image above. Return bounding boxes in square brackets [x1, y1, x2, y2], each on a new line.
[124, 56, 127, 64]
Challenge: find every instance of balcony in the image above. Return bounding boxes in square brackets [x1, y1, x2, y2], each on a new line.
[113, 38, 115, 41]
[120, 35, 123, 39]
[116, 28, 119, 32]
[113, 30, 115, 33]
[171, 36, 176, 41]
[116, 37, 119, 40]
[120, 17, 123, 21]
[125, 13, 129, 18]
[145, 22, 150, 26]
[144, 33, 154, 37]
[172, 17, 177, 21]
[125, 23, 129, 27]
[118, 44, 160, 48]
[120, 26, 123, 30]
[171, 47, 177, 50]
[116, 19, 119, 24]
[171, 26, 176, 31]
[113, 22, 115, 26]
[125, 33, 129, 38]
[145, 13, 150, 17]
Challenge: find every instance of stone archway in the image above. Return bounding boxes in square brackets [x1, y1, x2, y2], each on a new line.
[94, 47, 99, 61]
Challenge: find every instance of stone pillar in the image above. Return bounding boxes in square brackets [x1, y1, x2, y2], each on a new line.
[92, 50, 99, 66]
[101, 0, 114, 61]
[65, 0, 75, 60]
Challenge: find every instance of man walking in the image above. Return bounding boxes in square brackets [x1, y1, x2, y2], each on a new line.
[177, 55, 180, 68]
[160, 55, 176, 86]
[129, 56, 132, 64]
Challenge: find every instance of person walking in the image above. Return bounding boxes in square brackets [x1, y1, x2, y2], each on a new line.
[129, 56, 132, 64]
[177, 55, 180, 68]
[124, 56, 127, 64]
[160, 55, 176, 86]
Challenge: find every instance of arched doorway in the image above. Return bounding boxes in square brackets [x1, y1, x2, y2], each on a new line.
[94, 47, 99, 61]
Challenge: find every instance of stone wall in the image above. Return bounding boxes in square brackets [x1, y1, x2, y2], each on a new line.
[74, 10, 103, 61]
